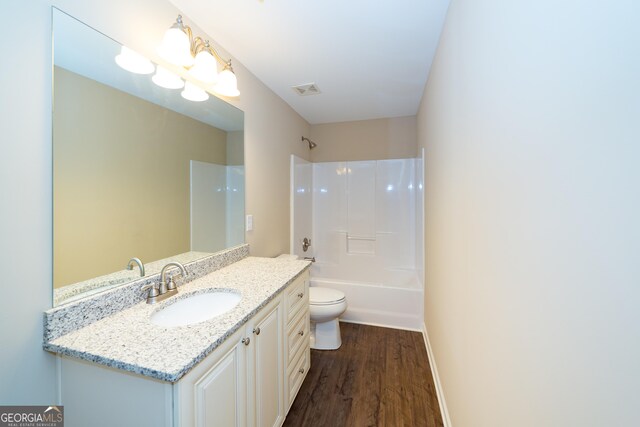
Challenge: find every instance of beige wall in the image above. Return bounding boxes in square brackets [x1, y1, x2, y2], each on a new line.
[53, 67, 228, 287]
[309, 116, 416, 162]
[226, 130, 244, 166]
[418, 0, 640, 426]
[0, 0, 309, 404]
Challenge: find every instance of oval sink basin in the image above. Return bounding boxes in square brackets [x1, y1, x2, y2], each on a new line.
[150, 291, 241, 327]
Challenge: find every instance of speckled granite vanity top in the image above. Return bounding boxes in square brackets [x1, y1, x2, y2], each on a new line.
[44, 257, 310, 382]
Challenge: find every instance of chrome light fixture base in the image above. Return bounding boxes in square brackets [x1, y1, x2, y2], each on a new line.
[158, 15, 240, 97]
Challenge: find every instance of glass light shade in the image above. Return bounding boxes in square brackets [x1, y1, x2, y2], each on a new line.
[152, 66, 184, 89]
[115, 46, 155, 75]
[213, 68, 240, 97]
[188, 51, 218, 84]
[181, 82, 209, 102]
[157, 27, 194, 67]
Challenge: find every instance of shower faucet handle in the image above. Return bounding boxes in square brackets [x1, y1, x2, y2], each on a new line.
[302, 237, 311, 252]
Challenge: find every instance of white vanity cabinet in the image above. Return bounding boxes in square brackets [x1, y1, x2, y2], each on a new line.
[283, 270, 311, 410]
[175, 292, 283, 427]
[57, 269, 310, 427]
[174, 316, 249, 427]
[246, 294, 285, 427]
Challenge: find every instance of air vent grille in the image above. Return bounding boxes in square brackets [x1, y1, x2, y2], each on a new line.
[291, 83, 321, 96]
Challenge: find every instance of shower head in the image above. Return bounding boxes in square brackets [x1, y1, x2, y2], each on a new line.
[301, 136, 317, 149]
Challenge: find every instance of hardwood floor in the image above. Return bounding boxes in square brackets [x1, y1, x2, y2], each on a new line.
[283, 322, 444, 427]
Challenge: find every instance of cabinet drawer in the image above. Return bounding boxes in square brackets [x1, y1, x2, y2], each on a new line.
[286, 309, 309, 364]
[287, 346, 310, 407]
[285, 272, 309, 324]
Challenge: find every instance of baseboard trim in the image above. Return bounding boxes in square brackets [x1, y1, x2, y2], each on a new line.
[422, 322, 452, 427]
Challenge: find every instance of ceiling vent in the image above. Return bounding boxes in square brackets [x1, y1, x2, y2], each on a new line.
[292, 83, 321, 96]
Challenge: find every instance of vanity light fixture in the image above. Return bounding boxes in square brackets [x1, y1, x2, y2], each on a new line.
[115, 46, 155, 75]
[158, 15, 240, 97]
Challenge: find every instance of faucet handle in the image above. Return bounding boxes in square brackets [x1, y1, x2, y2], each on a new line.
[141, 283, 160, 298]
[302, 237, 311, 252]
[166, 277, 177, 292]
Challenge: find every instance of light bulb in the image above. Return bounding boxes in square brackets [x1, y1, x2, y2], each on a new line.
[115, 46, 155, 75]
[157, 27, 194, 67]
[181, 82, 209, 102]
[152, 66, 184, 89]
[213, 68, 240, 97]
[188, 51, 218, 84]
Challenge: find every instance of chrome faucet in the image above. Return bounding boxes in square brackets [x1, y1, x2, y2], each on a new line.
[126, 257, 145, 277]
[159, 262, 187, 294]
[141, 261, 187, 304]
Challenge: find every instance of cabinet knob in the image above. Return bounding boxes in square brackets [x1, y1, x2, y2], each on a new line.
[298, 330, 304, 336]
[297, 292, 304, 298]
[242, 337, 251, 346]
[298, 368, 305, 374]
[253, 327, 261, 335]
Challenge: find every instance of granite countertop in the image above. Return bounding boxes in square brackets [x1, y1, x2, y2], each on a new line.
[53, 251, 211, 306]
[44, 257, 310, 383]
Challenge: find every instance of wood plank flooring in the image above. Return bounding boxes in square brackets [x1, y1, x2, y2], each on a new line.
[283, 322, 444, 427]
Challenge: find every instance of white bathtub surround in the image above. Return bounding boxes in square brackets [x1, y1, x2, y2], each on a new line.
[44, 257, 311, 382]
[292, 156, 424, 330]
[290, 155, 313, 258]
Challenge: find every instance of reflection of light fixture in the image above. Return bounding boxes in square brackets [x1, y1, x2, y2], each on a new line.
[158, 15, 240, 97]
[152, 66, 184, 89]
[181, 81, 209, 102]
[115, 46, 155, 74]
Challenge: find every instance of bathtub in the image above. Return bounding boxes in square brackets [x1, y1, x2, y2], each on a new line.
[310, 263, 424, 331]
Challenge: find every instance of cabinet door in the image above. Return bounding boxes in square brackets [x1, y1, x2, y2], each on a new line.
[194, 344, 246, 427]
[247, 297, 284, 427]
[176, 327, 247, 427]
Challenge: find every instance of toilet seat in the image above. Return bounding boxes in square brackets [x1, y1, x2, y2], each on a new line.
[309, 287, 345, 306]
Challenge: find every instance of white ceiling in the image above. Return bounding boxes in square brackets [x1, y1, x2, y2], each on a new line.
[168, 0, 450, 124]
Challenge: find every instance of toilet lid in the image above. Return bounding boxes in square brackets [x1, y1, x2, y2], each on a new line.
[309, 287, 346, 305]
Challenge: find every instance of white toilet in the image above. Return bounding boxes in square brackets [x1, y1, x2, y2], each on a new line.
[309, 287, 347, 350]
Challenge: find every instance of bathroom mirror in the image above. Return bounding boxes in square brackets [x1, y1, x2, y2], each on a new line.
[52, 8, 245, 306]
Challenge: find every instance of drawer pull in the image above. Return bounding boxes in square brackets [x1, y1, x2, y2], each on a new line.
[298, 368, 305, 374]
[297, 292, 304, 298]
[242, 337, 251, 346]
[253, 327, 261, 335]
[298, 330, 304, 336]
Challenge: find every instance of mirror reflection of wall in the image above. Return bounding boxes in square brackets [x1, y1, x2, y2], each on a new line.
[52, 8, 245, 305]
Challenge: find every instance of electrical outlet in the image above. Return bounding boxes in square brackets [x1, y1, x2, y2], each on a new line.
[246, 214, 253, 231]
